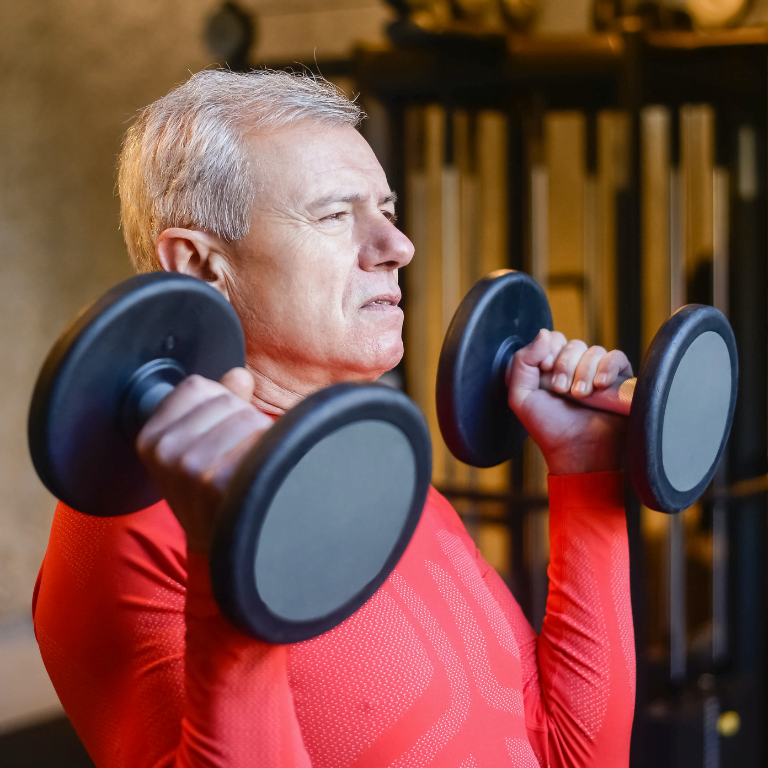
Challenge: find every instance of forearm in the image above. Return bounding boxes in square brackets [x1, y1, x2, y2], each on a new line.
[534, 472, 635, 767]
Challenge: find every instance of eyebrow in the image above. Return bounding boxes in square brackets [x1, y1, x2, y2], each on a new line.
[310, 190, 398, 208]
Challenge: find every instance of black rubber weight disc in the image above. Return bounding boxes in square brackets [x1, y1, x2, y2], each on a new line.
[628, 304, 738, 514]
[210, 383, 432, 644]
[436, 270, 553, 468]
[28, 273, 246, 516]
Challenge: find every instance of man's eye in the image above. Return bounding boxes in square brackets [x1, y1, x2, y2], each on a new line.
[383, 211, 398, 224]
[323, 211, 347, 221]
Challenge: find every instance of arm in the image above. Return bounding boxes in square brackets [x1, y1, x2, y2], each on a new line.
[500, 332, 636, 766]
[33, 366, 313, 767]
[476, 474, 633, 767]
[33, 502, 311, 768]
[537, 472, 633, 766]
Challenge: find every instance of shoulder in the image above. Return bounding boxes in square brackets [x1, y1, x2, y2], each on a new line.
[423, 485, 471, 538]
[399, 485, 482, 568]
[35, 500, 187, 645]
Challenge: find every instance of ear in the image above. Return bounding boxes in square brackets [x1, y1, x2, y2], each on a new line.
[156, 228, 233, 300]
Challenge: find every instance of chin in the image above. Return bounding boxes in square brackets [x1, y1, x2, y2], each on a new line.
[342, 334, 403, 381]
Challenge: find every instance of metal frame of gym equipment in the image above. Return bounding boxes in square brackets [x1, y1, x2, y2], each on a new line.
[344, 25, 768, 768]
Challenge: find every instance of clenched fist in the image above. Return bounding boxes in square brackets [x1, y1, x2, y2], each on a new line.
[136, 368, 273, 553]
[507, 329, 633, 475]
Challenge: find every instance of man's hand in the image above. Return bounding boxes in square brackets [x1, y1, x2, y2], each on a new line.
[507, 329, 633, 475]
[136, 368, 273, 553]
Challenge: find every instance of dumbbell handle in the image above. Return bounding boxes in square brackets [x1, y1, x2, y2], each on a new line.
[122, 358, 187, 437]
[539, 372, 636, 416]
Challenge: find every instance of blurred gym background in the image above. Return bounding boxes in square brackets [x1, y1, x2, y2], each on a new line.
[2, 0, 768, 765]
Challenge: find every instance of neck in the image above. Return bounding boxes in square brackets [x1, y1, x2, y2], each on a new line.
[247, 357, 381, 416]
[247, 364, 306, 417]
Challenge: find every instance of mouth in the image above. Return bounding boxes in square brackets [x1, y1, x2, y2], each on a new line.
[361, 293, 402, 310]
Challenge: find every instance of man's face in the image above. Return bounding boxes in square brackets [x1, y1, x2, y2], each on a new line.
[227, 123, 414, 390]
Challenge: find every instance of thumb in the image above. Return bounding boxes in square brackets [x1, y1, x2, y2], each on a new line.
[506, 329, 554, 412]
[220, 367, 255, 403]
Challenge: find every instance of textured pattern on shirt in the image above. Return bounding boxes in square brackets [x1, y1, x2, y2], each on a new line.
[611, 531, 636, 699]
[33, 475, 635, 768]
[427, 559, 525, 717]
[289, 588, 433, 768]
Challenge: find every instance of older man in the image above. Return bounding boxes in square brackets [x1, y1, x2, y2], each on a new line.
[33, 70, 635, 768]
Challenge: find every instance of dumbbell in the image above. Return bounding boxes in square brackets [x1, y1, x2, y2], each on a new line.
[436, 270, 738, 514]
[28, 272, 432, 643]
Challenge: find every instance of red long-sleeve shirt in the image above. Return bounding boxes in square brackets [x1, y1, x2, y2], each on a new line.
[32, 471, 634, 768]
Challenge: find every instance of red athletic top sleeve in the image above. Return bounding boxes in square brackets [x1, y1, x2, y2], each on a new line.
[32, 471, 634, 768]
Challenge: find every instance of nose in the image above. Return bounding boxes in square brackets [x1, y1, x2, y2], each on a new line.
[358, 214, 414, 272]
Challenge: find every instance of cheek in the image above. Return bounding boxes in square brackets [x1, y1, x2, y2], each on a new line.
[239, 240, 343, 323]
[232, 228, 362, 361]
[289, 230, 352, 303]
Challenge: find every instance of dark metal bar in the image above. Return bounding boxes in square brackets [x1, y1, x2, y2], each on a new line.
[616, 29, 650, 768]
[728, 113, 768, 764]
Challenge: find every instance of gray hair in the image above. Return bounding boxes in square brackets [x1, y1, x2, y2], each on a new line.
[118, 69, 365, 273]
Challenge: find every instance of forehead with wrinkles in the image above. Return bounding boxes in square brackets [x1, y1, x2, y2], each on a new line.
[245, 124, 391, 210]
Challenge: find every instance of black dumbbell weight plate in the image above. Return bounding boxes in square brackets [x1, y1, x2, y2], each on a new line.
[436, 270, 553, 468]
[28, 273, 246, 516]
[628, 305, 738, 514]
[211, 383, 432, 644]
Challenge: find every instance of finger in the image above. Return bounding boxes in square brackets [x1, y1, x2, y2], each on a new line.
[507, 329, 570, 413]
[144, 374, 228, 432]
[142, 398, 269, 471]
[594, 350, 633, 388]
[205, 427, 268, 493]
[539, 331, 567, 371]
[172, 408, 269, 483]
[550, 339, 589, 393]
[220, 367, 255, 403]
[571, 346, 607, 398]
[138, 387, 263, 457]
[506, 328, 562, 401]
[509, 329, 564, 377]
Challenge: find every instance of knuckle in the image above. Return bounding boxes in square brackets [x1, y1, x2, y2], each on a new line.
[197, 391, 242, 418]
[531, 328, 550, 349]
[178, 449, 207, 479]
[218, 407, 256, 434]
[210, 391, 236, 410]
[135, 423, 157, 452]
[557, 345, 576, 360]
[153, 432, 182, 466]
[181, 374, 209, 392]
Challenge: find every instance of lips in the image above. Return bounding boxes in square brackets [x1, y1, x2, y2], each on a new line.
[362, 292, 402, 308]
